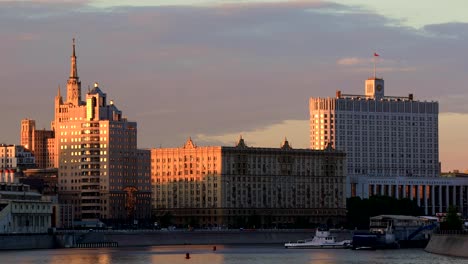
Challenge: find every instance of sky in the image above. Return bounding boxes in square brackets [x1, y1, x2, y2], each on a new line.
[1, 0, 468, 171]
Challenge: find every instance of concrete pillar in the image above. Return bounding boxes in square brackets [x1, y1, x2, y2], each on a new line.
[423, 185, 428, 215]
[438, 185, 443, 213]
[395, 184, 399, 199]
[373, 184, 377, 196]
[445, 185, 450, 212]
[461, 186, 465, 216]
[453, 186, 457, 208]
[409, 185, 414, 200]
[431, 185, 435, 215]
[416, 185, 421, 206]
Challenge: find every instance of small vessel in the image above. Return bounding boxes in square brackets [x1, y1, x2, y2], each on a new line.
[284, 227, 352, 249]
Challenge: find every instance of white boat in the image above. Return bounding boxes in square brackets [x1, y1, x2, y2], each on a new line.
[284, 228, 352, 249]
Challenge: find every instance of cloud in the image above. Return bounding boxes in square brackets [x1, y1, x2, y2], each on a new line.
[194, 119, 309, 148]
[1, 0, 468, 169]
[423, 22, 468, 39]
[337, 57, 366, 65]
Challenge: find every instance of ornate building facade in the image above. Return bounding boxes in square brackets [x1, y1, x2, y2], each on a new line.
[151, 137, 346, 228]
[53, 40, 151, 224]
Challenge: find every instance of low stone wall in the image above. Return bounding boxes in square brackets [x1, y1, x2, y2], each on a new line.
[0, 234, 55, 250]
[0, 230, 353, 249]
[107, 230, 352, 247]
[425, 234, 468, 258]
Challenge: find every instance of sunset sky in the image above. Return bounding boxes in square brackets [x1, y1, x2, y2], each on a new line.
[1, 0, 468, 171]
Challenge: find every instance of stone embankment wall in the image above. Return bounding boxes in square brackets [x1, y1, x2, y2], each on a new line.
[107, 230, 352, 247]
[0, 230, 353, 249]
[0, 234, 55, 250]
[425, 234, 468, 258]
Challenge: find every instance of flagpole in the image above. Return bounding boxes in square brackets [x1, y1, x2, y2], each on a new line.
[373, 53, 376, 79]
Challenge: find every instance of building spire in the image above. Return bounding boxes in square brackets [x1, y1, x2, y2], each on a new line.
[72, 38, 76, 57]
[70, 38, 78, 79]
[56, 84, 63, 104]
[66, 38, 81, 105]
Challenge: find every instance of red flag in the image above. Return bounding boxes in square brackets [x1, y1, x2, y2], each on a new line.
[374, 52, 379, 57]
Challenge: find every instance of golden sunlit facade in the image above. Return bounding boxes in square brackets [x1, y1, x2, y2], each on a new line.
[20, 119, 55, 169]
[54, 40, 151, 223]
[151, 137, 346, 228]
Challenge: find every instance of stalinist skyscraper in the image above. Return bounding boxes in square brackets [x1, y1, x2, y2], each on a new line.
[54, 39, 151, 224]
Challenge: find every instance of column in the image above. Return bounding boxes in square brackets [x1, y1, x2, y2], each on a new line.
[438, 185, 442, 213]
[453, 186, 457, 209]
[445, 185, 450, 212]
[423, 185, 428, 215]
[416, 185, 421, 206]
[458, 185, 465, 217]
[431, 185, 435, 215]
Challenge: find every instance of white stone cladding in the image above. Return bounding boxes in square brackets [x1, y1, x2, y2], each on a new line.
[310, 78, 439, 178]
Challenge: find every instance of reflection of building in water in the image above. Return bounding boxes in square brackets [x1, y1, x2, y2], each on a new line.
[151, 137, 346, 227]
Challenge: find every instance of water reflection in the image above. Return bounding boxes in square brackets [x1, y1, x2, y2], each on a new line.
[0, 245, 465, 264]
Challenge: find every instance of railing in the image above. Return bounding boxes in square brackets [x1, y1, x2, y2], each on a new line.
[436, 229, 468, 235]
[56, 228, 319, 234]
[75, 242, 118, 248]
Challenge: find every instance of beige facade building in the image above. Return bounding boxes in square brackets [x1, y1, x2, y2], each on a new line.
[53, 39, 151, 224]
[151, 137, 346, 228]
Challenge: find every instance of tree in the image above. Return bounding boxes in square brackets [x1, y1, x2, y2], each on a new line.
[441, 206, 463, 231]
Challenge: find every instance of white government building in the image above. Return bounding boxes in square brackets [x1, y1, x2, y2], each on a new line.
[310, 76, 468, 217]
[309, 77, 439, 178]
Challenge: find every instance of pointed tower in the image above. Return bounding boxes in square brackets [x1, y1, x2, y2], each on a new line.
[66, 38, 82, 105]
[183, 137, 196, 149]
[236, 135, 247, 148]
[56, 85, 63, 105]
[280, 137, 292, 150]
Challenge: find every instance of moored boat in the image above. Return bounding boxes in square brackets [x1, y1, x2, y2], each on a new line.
[284, 228, 352, 249]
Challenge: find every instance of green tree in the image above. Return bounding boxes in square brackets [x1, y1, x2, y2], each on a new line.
[441, 206, 463, 231]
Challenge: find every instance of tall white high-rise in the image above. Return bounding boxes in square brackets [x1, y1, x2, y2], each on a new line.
[309, 77, 439, 178]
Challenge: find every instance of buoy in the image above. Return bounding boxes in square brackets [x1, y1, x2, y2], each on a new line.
[213, 246, 217, 251]
[186, 253, 190, 259]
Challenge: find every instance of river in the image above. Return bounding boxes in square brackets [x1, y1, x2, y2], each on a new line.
[0, 245, 465, 264]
